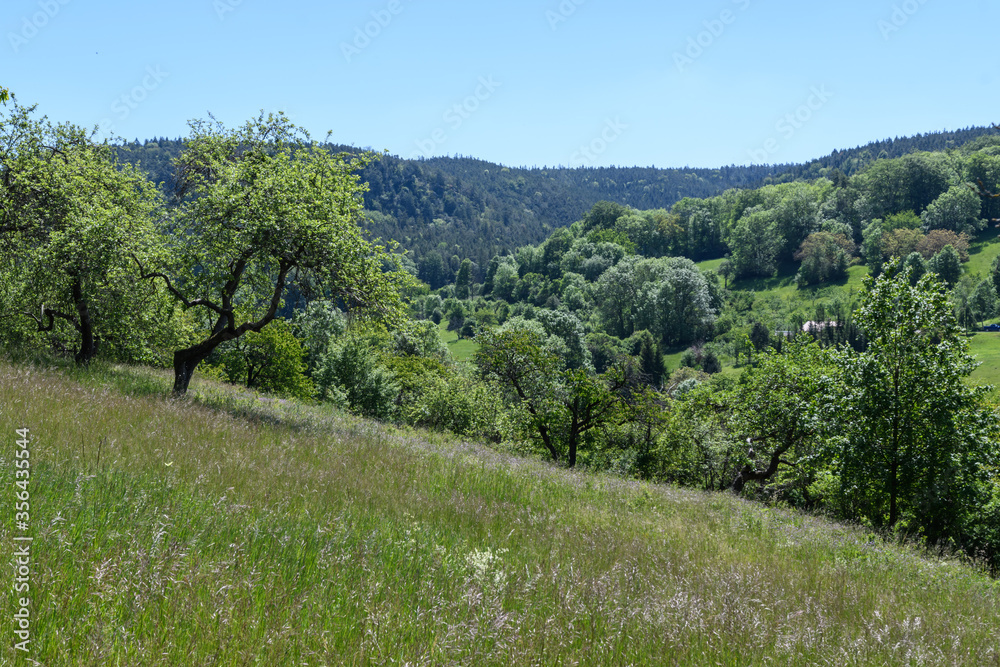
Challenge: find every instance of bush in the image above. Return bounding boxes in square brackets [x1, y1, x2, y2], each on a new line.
[216, 319, 314, 400]
[315, 336, 398, 421]
[293, 300, 347, 374]
[405, 371, 504, 441]
[701, 350, 722, 374]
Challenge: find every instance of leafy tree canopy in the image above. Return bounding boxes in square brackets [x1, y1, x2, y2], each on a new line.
[834, 260, 1000, 541]
[140, 112, 413, 393]
[0, 102, 178, 364]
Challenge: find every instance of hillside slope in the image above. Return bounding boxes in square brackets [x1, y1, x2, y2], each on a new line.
[1, 359, 998, 665]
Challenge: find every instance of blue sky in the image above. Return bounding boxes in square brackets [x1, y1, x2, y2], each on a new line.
[4, 0, 999, 168]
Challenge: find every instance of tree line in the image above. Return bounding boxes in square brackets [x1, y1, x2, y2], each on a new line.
[114, 126, 998, 289]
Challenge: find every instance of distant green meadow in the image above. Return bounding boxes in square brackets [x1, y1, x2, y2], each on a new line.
[438, 320, 478, 362]
[456, 239, 1000, 381]
[698, 229, 1000, 388]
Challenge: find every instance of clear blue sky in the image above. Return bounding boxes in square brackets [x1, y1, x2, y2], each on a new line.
[4, 0, 998, 168]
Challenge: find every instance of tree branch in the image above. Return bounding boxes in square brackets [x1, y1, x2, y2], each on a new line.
[130, 252, 225, 315]
[235, 259, 294, 336]
[25, 305, 78, 332]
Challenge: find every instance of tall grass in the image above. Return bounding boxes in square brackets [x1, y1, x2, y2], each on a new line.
[2, 359, 999, 665]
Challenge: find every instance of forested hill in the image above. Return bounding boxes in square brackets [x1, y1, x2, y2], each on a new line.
[356, 154, 783, 270]
[768, 125, 995, 182]
[115, 139, 784, 267]
[116, 125, 995, 273]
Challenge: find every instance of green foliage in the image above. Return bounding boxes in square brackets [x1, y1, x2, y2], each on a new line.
[490, 257, 519, 302]
[292, 299, 347, 373]
[417, 250, 451, 289]
[634, 330, 664, 386]
[721, 338, 838, 498]
[149, 112, 412, 393]
[965, 150, 1000, 221]
[861, 220, 887, 274]
[534, 309, 592, 370]
[927, 244, 963, 287]
[901, 252, 927, 286]
[586, 227, 637, 254]
[701, 348, 722, 374]
[315, 333, 398, 420]
[586, 332, 626, 374]
[725, 182, 825, 278]
[717, 258, 735, 287]
[855, 152, 957, 220]
[474, 327, 620, 466]
[393, 319, 448, 360]
[582, 200, 629, 231]
[650, 380, 735, 488]
[595, 256, 716, 346]
[597, 384, 671, 478]
[794, 231, 855, 286]
[972, 278, 998, 323]
[728, 206, 782, 277]
[401, 366, 505, 441]
[0, 102, 181, 365]
[992, 254, 1000, 304]
[921, 184, 984, 235]
[216, 319, 314, 400]
[833, 260, 1000, 546]
[454, 258, 472, 299]
[883, 210, 922, 232]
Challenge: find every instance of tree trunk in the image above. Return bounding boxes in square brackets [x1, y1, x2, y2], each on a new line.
[72, 278, 99, 364]
[889, 457, 899, 528]
[731, 439, 792, 493]
[172, 329, 233, 394]
[173, 348, 213, 394]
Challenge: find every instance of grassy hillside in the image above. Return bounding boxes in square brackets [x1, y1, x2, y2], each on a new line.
[438, 320, 478, 362]
[965, 225, 1000, 278]
[699, 228, 1000, 388]
[969, 332, 1000, 389]
[2, 359, 999, 665]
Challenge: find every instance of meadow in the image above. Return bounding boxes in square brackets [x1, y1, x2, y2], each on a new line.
[438, 320, 477, 363]
[2, 358, 999, 665]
